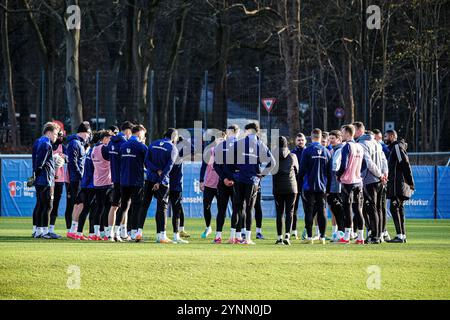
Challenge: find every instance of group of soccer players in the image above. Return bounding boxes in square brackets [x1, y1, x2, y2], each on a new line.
[31, 118, 414, 245]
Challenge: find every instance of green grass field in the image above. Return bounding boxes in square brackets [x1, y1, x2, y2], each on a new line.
[0, 217, 449, 300]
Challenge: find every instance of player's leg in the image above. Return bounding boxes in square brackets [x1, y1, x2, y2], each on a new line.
[315, 192, 327, 244]
[202, 186, 214, 237]
[66, 181, 80, 232]
[115, 187, 132, 241]
[291, 193, 299, 239]
[155, 185, 170, 243]
[107, 183, 121, 239]
[340, 184, 353, 243]
[36, 186, 53, 239]
[137, 180, 154, 240]
[48, 183, 63, 238]
[283, 193, 296, 245]
[352, 186, 365, 244]
[230, 182, 244, 243]
[214, 183, 229, 241]
[302, 191, 314, 243]
[254, 187, 264, 239]
[77, 189, 93, 239]
[130, 186, 144, 241]
[171, 191, 188, 244]
[387, 197, 405, 243]
[178, 194, 189, 238]
[274, 194, 285, 244]
[243, 183, 258, 244]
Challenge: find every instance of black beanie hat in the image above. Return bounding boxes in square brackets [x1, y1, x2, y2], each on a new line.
[77, 121, 91, 133]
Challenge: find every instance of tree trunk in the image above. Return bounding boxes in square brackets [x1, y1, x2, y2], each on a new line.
[1, 0, 18, 147]
[65, 0, 83, 129]
[162, 6, 188, 129]
[278, 0, 301, 139]
[212, 11, 230, 130]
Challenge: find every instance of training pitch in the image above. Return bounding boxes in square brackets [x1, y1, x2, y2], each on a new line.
[0, 218, 449, 300]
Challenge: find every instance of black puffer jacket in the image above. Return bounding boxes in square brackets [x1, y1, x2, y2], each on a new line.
[272, 147, 299, 195]
[387, 139, 415, 200]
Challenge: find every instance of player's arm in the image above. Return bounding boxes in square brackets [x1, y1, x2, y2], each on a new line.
[159, 145, 177, 184]
[336, 144, 349, 178]
[34, 143, 51, 177]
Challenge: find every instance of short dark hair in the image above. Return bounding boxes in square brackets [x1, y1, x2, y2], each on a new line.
[109, 125, 119, 134]
[353, 121, 365, 132]
[322, 131, 329, 139]
[372, 129, 382, 135]
[164, 128, 178, 139]
[342, 124, 355, 136]
[227, 124, 239, 133]
[329, 130, 342, 139]
[311, 128, 322, 139]
[77, 121, 91, 133]
[245, 122, 259, 133]
[386, 129, 397, 138]
[296, 133, 306, 139]
[43, 122, 60, 135]
[132, 124, 146, 134]
[121, 121, 134, 131]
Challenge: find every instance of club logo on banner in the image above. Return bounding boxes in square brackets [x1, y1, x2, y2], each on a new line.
[8, 181, 23, 197]
[262, 98, 276, 113]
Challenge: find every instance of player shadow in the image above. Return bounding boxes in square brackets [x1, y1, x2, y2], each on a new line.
[0, 235, 54, 242]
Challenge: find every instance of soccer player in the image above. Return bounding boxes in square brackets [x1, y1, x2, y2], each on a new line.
[213, 125, 240, 243]
[116, 125, 148, 242]
[231, 122, 275, 245]
[48, 130, 67, 239]
[272, 136, 299, 246]
[326, 130, 345, 240]
[31, 122, 59, 239]
[199, 133, 223, 242]
[139, 128, 178, 243]
[66, 121, 92, 238]
[291, 133, 306, 239]
[373, 128, 391, 241]
[354, 122, 388, 244]
[91, 130, 113, 240]
[75, 134, 97, 240]
[107, 121, 134, 240]
[336, 124, 366, 244]
[385, 130, 415, 243]
[168, 136, 190, 244]
[298, 128, 331, 245]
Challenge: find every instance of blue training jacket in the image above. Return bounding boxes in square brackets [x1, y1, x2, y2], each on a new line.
[119, 136, 148, 187]
[108, 132, 127, 184]
[169, 142, 188, 192]
[298, 142, 331, 193]
[81, 147, 95, 189]
[32, 136, 55, 186]
[145, 138, 178, 186]
[67, 134, 87, 182]
[213, 137, 238, 182]
[291, 145, 305, 191]
[233, 134, 276, 186]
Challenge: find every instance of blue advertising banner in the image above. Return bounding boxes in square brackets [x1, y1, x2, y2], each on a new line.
[437, 166, 450, 219]
[1, 156, 449, 219]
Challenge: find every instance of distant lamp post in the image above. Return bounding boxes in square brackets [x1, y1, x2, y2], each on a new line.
[255, 66, 261, 125]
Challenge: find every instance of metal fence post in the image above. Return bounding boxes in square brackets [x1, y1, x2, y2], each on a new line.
[95, 70, 100, 130]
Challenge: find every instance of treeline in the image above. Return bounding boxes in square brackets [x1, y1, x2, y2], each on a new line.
[0, 0, 449, 152]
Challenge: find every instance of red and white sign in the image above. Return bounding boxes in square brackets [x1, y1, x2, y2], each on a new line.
[261, 98, 276, 113]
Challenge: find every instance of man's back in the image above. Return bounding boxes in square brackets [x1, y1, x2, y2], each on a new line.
[299, 142, 330, 193]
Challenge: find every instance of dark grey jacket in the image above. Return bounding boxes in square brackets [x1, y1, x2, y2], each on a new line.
[387, 139, 415, 199]
[272, 148, 299, 194]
